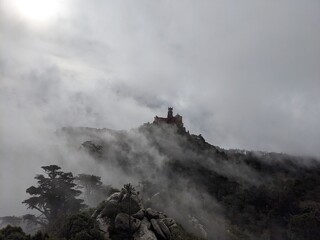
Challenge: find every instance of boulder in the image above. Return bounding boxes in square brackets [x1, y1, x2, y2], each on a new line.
[106, 192, 125, 206]
[97, 192, 142, 220]
[161, 218, 176, 228]
[141, 217, 151, 229]
[115, 213, 141, 232]
[158, 220, 171, 239]
[118, 195, 142, 215]
[146, 208, 166, 220]
[146, 208, 158, 219]
[133, 218, 157, 240]
[106, 192, 122, 202]
[96, 217, 110, 239]
[151, 219, 167, 240]
[92, 192, 121, 219]
[132, 209, 145, 220]
[99, 201, 120, 219]
[168, 223, 178, 230]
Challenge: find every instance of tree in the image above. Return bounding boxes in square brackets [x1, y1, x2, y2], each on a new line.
[76, 174, 102, 206]
[48, 211, 103, 240]
[0, 225, 29, 240]
[22, 165, 86, 226]
[122, 183, 136, 238]
[0, 216, 21, 227]
[76, 174, 119, 207]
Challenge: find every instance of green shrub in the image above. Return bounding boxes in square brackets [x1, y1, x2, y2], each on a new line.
[50, 212, 103, 240]
[31, 231, 49, 240]
[0, 225, 30, 240]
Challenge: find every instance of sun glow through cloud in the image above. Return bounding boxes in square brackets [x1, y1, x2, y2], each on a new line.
[5, 0, 65, 23]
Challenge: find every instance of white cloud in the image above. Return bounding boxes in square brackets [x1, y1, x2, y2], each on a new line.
[0, 0, 320, 215]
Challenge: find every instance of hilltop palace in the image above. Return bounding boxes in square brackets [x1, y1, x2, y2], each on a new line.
[153, 107, 185, 129]
[152, 107, 206, 143]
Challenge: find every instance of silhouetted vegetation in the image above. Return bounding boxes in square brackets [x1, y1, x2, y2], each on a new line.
[73, 124, 320, 239]
[49, 211, 104, 240]
[22, 165, 86, 227]
[2, 124, 320, 239]
[0, 225, 48, 240]
[76, 174, 118, 207]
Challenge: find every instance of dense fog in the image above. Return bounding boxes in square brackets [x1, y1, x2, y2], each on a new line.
[1, 0, 319, 228]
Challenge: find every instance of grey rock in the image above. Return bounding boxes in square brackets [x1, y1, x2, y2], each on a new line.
[94, 191, 144, 222]
[118, 195, 142, 215]
[99, 201, 119, 219]
[168, 223, 178, 230]
[107, 192, 121, 200]
[115, 213, 141, 232]
[151, 219, 167, 240]
[133, 218, 157, 240]
[158, 220, 171, 239]
[132, 209, 145, 220]
[161, 218, 176, 227]
[146, 208, 165, 220]
[130, 194, 144, 209]
[96, 217, 110, 239]
[141, 217, 151, 229]
[106, 192, 122, 203]
[146, 208, 158, 219]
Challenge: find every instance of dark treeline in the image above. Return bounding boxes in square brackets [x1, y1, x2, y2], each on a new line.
[65, 124, 320, 240]
[0, 164, 200, 240]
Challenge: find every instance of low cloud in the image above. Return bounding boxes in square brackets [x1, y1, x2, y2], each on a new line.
[0, 0, 319, 228]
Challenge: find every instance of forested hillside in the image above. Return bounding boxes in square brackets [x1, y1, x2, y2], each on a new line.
[1, 123, 319, 240]
[60, 123, 320, 239]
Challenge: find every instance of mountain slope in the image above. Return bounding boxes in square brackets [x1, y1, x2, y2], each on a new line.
[59, 123, 320, 240]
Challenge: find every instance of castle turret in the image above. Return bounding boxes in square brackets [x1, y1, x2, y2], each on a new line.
[167, 107, 173, 119]
[153, 107, 184, 132]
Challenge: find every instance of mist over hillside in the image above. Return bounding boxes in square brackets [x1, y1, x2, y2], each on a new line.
[1, 107, 320, 239]
[55, 116, 320, 239]
[1, 1, 320, 239]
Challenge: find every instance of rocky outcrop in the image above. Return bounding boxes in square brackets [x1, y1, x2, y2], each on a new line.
[93, 190, 177, 240]
[161, 218, 176, 228]
[151, 219, 167, 239]
[146, 208, 166, 220]
[133, 218, 157, 240]
[158, 220, 171, 239]
[115, 213, 141, 232]
[133, 209, 145, 220]
[96, 217, 110, 239]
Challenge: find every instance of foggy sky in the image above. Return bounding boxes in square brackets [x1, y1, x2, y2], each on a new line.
[0, 0, 320, 216]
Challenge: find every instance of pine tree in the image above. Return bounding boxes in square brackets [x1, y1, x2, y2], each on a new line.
[122, 183, 136, 238]
[76, 174, 102, 206]
[22, 165, 86, 226]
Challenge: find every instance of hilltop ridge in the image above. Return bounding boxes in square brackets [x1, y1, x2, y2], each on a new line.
[57, 108, 320, 239]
